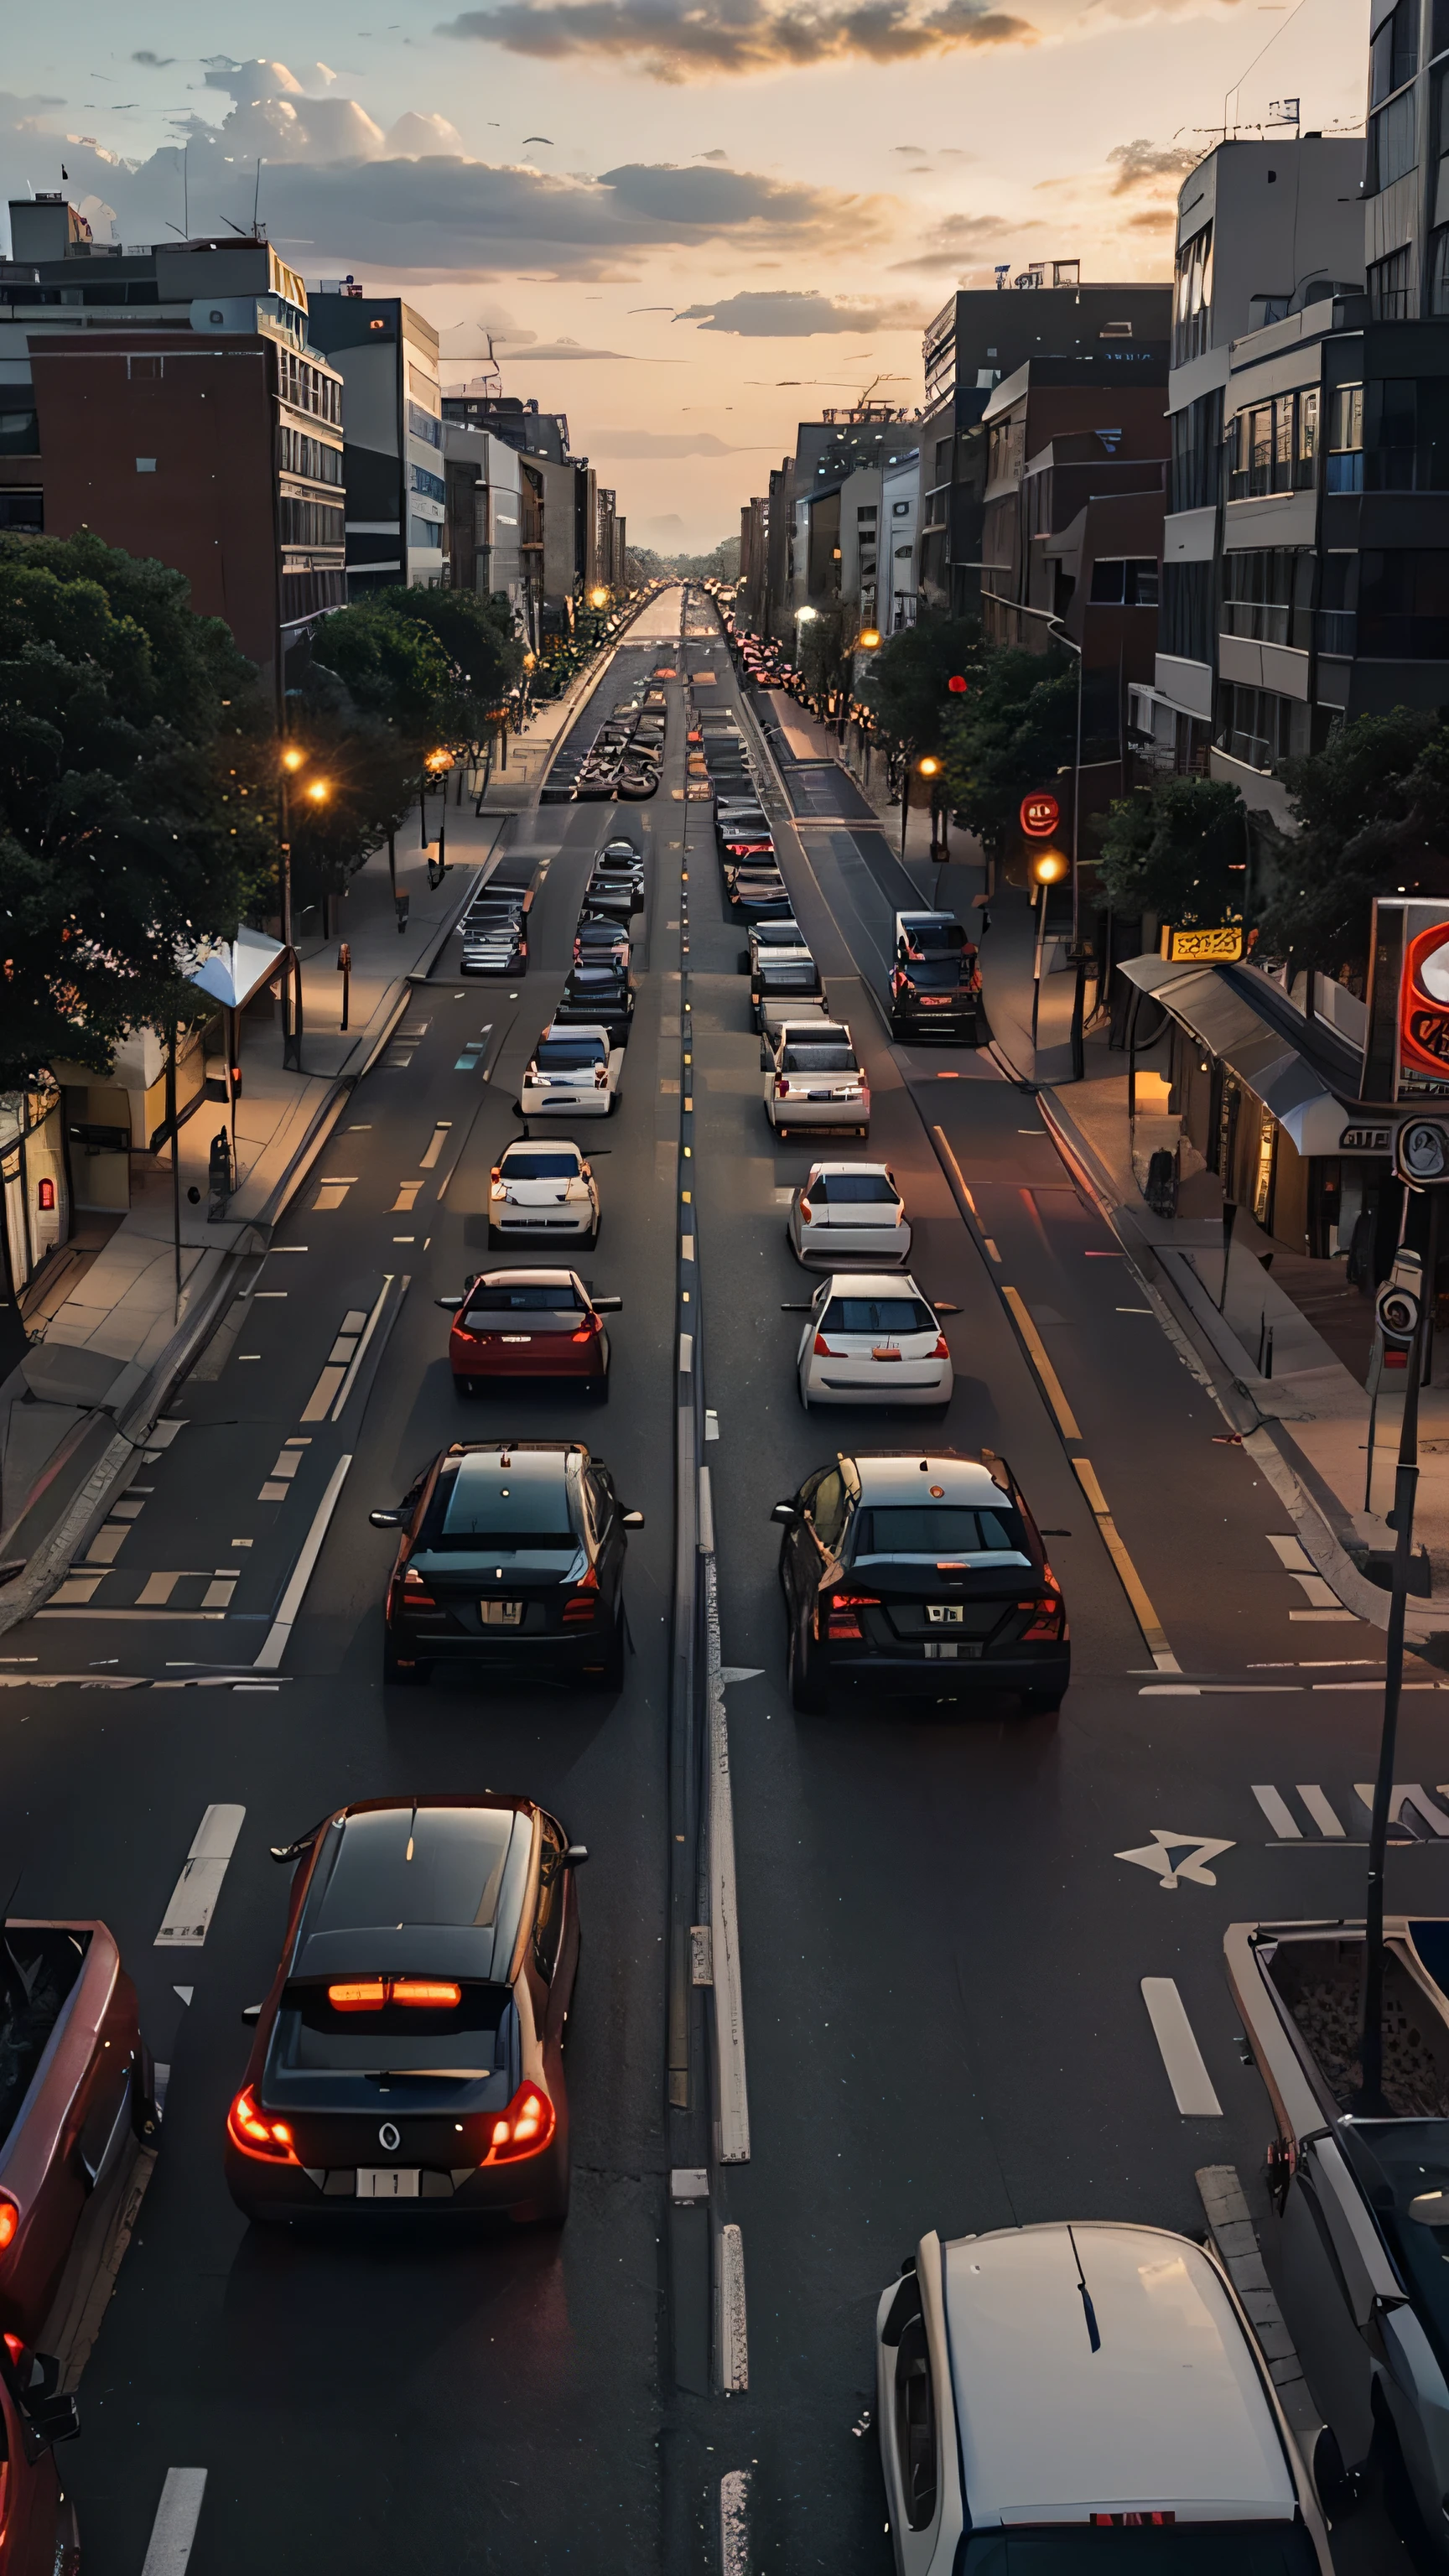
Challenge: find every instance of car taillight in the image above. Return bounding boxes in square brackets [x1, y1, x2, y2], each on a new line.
[392, 1980, 461, 2008]
[227, 2086, 299, 2163]
[563, 1565, 600, 1623]
[813, 1332, 834, 1356]
[329, 1980, 387, 2010]
[776, 1077, 789, 1096]
[595, 1064, 607, 1086]
[0, 2197, 16, 2253]
[491, 1167, 501, 1185]
[402, 1566, 436, 1610]
[2, 2331, 21, 2362]
[1020, 1596, 1066, 1641]
[570, 1312, 602, 1342]
[932, 1334, 950, 1358]
[798, 1196, 813, 1223]
[828, 1594, 878, 1639]
[486, 2080, 555, 2163]
[328, 1978, 460, 2010]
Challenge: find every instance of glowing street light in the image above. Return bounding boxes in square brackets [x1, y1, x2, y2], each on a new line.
[917, 755, 942, 778]
[858, 627, 881, 650]
[1031, 847, 1068, 885]
[305, 778, 330, 804]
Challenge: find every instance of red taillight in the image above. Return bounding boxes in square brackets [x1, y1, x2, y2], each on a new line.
[226, 2086, 299, 2163]
[563, 1564, 600, 1623]
[391, 1980, 462, 2008]
[932, 1334, 950, 1358]
[798, 1196, 813, 1223]
[1020, 1596, 1066, 1641]
[828, 1593, 878, 1639]
[776, 1077, 789, 1096]
[569, 1311, 602, 1343]
[0, 2198, 16, 2253]
[330, 1980, 387, 2011]
[2, 2331, 21, 2362]
[486, 2079, 555, 2163]
[813, 1332, 833, 1356]
[402, 1566, 436, 1609]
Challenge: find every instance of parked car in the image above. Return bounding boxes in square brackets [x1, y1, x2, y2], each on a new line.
[763, 1021, 870, 1135]
[0, 1917, 157, 2346]
[752, 956, 823, 1031]
[573, 916, 631, 972]
[744, 919, 808, 975]
[757, 993, 831, 1057]
[461, 921, 527, 977]
[1227, 1912, 1449, 2551]
[0, 2334, 79, 2576]
[584, 869, 643, 922]
[372, 1441, 642, 1687]
[520, 1025, 623, 1120]
[730, 869, 792, 921]
[792, 1272, 953, 1411]
[224, 1797, 586, 2226]
[773, 1447, 1067, 1713]
[787, 1163, 911, 1267]
[487, 1139, 599, 1247]
[553, 964, 636, 1048]
[875, 2221, 1332, 2576]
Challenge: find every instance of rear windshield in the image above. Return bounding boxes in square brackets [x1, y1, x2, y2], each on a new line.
[0, 1926, 89, 2149]
[814, 1172, 896, 1203]
[758, 964, 818, 989]
[901, 917, 969, 954]
[501, 1150, 579, 1178]
[959, 2532, 1317, 2576]
[755, 922, 802, 946]
[852, 1504, 1030, 1561]
[567, 969, 624, 990]
[901, 963, 966, 990]
[535, 1038, 605, 1068]
[276, 1980, 512, 2077]
[465, 1283, 584, 1314]
[822, 1296, 935, 1335]
[783, 1046, 856, 1073]
[429, 1457, 579, 1550]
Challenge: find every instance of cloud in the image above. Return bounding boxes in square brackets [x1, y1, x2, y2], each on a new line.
[1107, 136, 1200, 193]
[889, 210, 1029, 273]
[673, 288, 927, 335]
[439, 0, 1035, 83]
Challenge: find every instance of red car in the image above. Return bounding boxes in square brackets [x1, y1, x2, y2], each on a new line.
[437, 1270, 621, 1398]
[0, 1919, 156, 2347]
[0, 2335, 79, 2574]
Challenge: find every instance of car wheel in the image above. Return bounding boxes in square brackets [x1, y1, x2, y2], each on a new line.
[384, 1644, 430, 1685]
[1021, 1687, 1062, 1716]
[788, 1609, 828, 1715]
[738, 949, 751, 973]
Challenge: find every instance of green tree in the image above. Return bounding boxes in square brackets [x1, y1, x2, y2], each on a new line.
[859, 616, 983, 756]
[0, 531, 273, 1088]
[282, 663, 419, 915]
[1095, 776, 1247, 925]
[942, 646, 1078, 860]
[369, 583, 521, 712]
[308, 600, 454, 739]
[1254, 707, 1449, 981]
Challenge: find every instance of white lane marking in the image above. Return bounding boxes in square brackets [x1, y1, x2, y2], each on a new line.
[149, 1420, 186, 1446]
[419, 1123, 451, 1170]
[140, 2468, 208, 2576]
[1290, 1607, 1358, 1622]
[392, 1182, 423, 1211]
[1355, 1781, 1449, 1836]
[254, 1454, 353, 1670]
[155, 1806, 246, 1948]
[719, 1666, 765, 1685]
[698, 1465, 715, 1555]
[330, 1275, 398, 1420]
[1298, 1784, 1346, 1837]
[1267, 1533, 1313, 1571]
[717, 2222, 748, 2392]
[1291, 1574, 1344, 1608]
[1140, 1978, 1223, 2116]
[313, 1184, 349, 1210]
[1252, 1785, 1300, 1838]
[1115, 1829, 1234, 1890]
[704, 1557, 750, 2163]
[720, 2470, 751, 2576]
[300, 1363, 347, 1422]
[173, 1986, 193, 2005]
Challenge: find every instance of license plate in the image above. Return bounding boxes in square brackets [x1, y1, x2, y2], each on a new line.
[921, 998, 953, 1008]
[871, 1348, 903, 1362]
[927, 1603, 964, 1625]
[501, 1333, 532, 1343]
[356, 2168, 420, 2199]
[480, 1600, 523, 1625]
[924, 1640, 983, 1660]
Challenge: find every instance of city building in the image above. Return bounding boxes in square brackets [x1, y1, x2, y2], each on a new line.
[308, 285, 447, 594]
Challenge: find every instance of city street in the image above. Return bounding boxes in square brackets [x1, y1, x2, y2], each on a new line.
[1, 588, 1437, 2572]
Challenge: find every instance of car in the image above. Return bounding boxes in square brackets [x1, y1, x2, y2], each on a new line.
[720, 835, 777, 875]
[0, 1914, 157, 2348]
[0, 2334, 79, 2576]
[461, 925, 527, 977]
[751, 955, 823, 1030]
[437, 1268, 621, 1398]
[372, 1441, 643, 1687]
[745, 918, 808, 974]
[584, 870, 643, 922]
[520, 1024, 624, 1119]
[763, 1021, 870, 1134]
[487, 1140, 600, 1246]
[788, 1163, 911, 1267]
[553, 964, 636, 1048]
[600, 839, 641, 865]
[875, 2221, 1332, 2576]
[730, 870, 792, 921]
[223, 1796, 587, 2229]
[1225, 1911, 1449, 2548]
[890, 910, 981, 1044]
[773, 1447, 1068, 1712]
[792, 1272, 953, 1410]
[573, 916, 631, 971]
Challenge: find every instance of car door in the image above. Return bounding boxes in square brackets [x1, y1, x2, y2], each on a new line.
[584, 1462, 621, 1601]
[531, 1816, 572, 2047]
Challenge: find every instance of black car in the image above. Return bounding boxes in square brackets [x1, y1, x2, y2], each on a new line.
[224, 1796, 584, 2228]
[554, 963, 636, 1046]
[773, 1450, 1069, 1716]
[374, 1441, 642, 1688]
[583, 869, 643, 922]
[890, 911, 981, 1044]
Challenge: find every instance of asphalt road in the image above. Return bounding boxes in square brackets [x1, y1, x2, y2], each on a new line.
[1, 589, 1441, 2573]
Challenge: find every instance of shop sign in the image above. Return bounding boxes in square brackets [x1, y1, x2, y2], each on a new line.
[1395, 1114, 1449, 1187]
[1399, 919, 1449, 1089]
[1338, 1124, 1392, 1152]
[1363, 897, 1449, 1101]
[1020, 791, 1060, 838]
[1161, 923, 1244, 963]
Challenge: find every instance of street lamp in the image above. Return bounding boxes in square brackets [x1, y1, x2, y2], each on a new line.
[859, 627, 881, 651]
[276, 742, 322, 1071]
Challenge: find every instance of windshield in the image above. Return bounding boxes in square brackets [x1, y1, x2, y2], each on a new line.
[1337, 2118, 1449, 2384]
[901, 917, 968, 955]
[428, 1456, 579, 1552]
[0, 1926, 89, 2150]
[755, 922, 803, 946]
[813, 1172, 896, 1203]
[783, 1046, 857, 1074]
[822, 1296, 934, 1336]
[501, 1151, 579, 1179]
[759, 964, 818, 989]
[535, 1038, 605, 1069]
[960, 2530, 1317, 2576]
[852, 1503, 1030, 1562]
[902, 963, 967, 990]
[465, 1284, 584, 1315]
[568, 969, 625, 991]
[276, 1980, 512, 2077]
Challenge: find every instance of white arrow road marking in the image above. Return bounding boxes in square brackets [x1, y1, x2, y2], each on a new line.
[172, 1986, 194, 2006]
[1115, 1829, 1235, 1889]
[719, 1667, 764, 1685]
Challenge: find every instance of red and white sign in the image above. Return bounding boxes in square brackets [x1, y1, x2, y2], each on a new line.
[1400, 920, 1449, 1087]
[1021, 791, 1060, 839]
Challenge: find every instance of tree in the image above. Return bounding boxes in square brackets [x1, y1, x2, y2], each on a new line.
[942, 646, 1078, 860]
[626, 544, 665, 586]
[0, 531, 273, 1088]
[369, 583, 522, 711]
[1255, 707, 1449, 981]
[1095, 776, 1247, 925]
[281, 662, 419, 916]
[859, 616, 983, 756]
[795, 606, 851, 714]
[308, 600, 454, 740]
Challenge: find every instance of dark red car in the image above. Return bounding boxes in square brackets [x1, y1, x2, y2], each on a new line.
[437, 1270, 621, 1398]
[0, 1919, 156, 2348]
[225, 1797, 585, 2229]
[0, 2334, 79, 2575]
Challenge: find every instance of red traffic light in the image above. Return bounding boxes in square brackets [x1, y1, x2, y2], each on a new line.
[947, 674, 969, 694]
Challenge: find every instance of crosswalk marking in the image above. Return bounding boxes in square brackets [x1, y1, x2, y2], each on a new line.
[1354, 1782, 1449, 1836]
[1252, 1785, 1299, 1838]
[1297, 1784, 1345, 1837]
[1267, 1534, 1313, 1571]
[1255, 1780, 1449, 1839]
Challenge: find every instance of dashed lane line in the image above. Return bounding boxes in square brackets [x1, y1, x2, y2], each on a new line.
[1140, 1978, 1223, 2117]
[140, 2468, 208, 2576]
[154, 1805, 245, 1948]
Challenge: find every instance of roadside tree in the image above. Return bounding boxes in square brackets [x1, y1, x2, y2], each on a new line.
[1095, 776, 1247, 927]
[942, 647, 1077, 860]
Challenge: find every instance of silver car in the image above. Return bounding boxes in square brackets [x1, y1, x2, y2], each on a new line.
[787, 1162, 911, 1267]
[488, 1140, 600, 1246]
[763, 1021, 870, 1135]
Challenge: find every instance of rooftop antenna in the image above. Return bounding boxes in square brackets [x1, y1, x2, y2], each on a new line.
[253, 155, 263, 234]
[994, 262, 1010, 291]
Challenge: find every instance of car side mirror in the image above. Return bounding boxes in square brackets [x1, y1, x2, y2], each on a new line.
[562, 1844, 589, 1868]
[241, 2003, 262, 2024]
[593, 1296, 623, 1312]
[771, 1501, 797, 1524]
[621, 1509, 645, 1529]
[369, 1509, 402, 1529]
[435, 1294, 464, 1311]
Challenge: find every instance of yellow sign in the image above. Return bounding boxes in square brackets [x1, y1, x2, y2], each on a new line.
[1161, 923, 1243, 963]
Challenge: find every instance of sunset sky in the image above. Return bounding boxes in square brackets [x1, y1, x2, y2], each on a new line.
[3, 0, 1368, 548]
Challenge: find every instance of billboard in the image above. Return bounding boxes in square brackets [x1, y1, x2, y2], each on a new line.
[1362, 898, 1449, 1102]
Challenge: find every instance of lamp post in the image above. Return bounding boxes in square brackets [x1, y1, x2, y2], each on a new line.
[910, 754, 942, 869]
[1046, 621, 1087, 1078]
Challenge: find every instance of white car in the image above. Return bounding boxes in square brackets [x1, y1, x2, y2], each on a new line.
[488, 1140, 600, 1246]
[757, 992, 830, 1056]
[876, 2223, 1332, 2576]
[745, 919, 808, 973]
[794, 1272, 953, 1410]
[519, 1023, 623, 1120]
[763, 1021, 870, 1135]
[788, 1163, 911, 1267]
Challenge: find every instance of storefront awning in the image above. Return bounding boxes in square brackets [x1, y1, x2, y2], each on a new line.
[1119, 953, 1379, 1159]
[183, 927, 286, 1014]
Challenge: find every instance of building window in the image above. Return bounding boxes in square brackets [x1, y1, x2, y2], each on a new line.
[409, 516, 444, 548]
[1161, 560, 1216, 665]
[278, 424, 343, 484]
[0, 407, 39, 455]
[1368, 86, 1419, 191]
[278, 495, 346, 548]
[1173, 221, 1213, 366]
[1317, 553, 1358, 656]
[1169, 387, 1223, 513]
[0, 490, 41, 530]
[1371, 0, 1418, 104]
[1215, 681, 1298, 771]
[1361, 377, 1449, 487]
[1358, 547, 1449, 654]
[408, 399, 442, 449]
[280, 565, 347, 621]
[410, 463, 446, 504]
[1368, 245, 1415, 319]
[1228, 391, 1319, 498]
[1089, 557, 1159, 605]
[1221, 548, 1313, 647]
[1327, 382, 1364, 491]
[986, 418, 1025, 486]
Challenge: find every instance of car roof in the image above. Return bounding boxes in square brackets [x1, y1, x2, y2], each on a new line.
[293, 1798, 540, 1987]
[942, 2224, 1296, 2524]
[782, 1021, 849, 1041]
[538, 1021, 610, 1043]
[808, 1160, 891, 1176]
[500, 1137, 582, 1159]
[849, 1452, 1004, 1506]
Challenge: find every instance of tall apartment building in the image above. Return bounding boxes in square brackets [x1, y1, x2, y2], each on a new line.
[308, 287, 447, 593]
[0, 200, 345, 688]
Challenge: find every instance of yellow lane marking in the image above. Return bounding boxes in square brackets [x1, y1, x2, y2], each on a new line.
[1001, 1286, 1082, 1441]
[1072, 1457, 1178, 1670]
